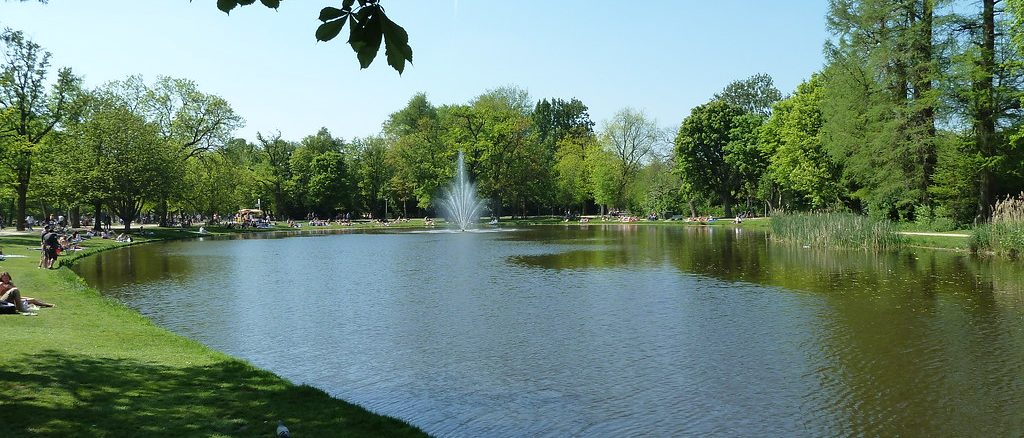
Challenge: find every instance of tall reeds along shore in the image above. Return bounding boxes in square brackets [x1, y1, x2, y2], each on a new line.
[971, 193, 1024, 258]
[769, 211, 903, 251]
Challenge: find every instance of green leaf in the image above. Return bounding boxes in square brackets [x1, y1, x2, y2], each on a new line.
[342, 0, 356, 10]
[217, 0, 237, 14]
[382, 16, 413, 74]
[319, 7, 347, 22]
[260, 0, 280, 9]
[238, 0, 256, 4]
[316, 19, 347, 42]
[352, 12, 383, 69]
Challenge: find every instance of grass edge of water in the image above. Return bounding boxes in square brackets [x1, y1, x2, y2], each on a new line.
[0, 226, 428, 438]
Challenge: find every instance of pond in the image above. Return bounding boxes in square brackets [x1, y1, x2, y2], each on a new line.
[74, 225, 1024, 436]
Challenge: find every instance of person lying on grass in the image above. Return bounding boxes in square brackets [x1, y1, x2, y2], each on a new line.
[0, 272, 54, 314]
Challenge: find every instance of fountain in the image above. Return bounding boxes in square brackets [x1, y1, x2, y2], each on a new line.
[437, 151, 487, 231]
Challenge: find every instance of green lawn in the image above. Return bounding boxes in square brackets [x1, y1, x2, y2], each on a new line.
[0, 227, 426, 438]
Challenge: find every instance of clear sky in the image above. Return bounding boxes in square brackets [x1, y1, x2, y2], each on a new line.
[2, 1, 830, 143]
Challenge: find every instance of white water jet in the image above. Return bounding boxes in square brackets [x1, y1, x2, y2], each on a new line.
[437, 151, 487, 231]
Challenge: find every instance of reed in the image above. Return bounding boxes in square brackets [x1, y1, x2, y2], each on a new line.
[972, 192, 1024, 258]
[769, 211, 903, 251]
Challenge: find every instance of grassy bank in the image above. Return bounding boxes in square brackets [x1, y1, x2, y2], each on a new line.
[0, 228, 426, 437]
[769, 212, 903, 251]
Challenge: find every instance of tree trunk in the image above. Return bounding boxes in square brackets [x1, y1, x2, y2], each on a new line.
[977, 0, 997, 219]
[158, 197, 169, 227]
[912, 0, 937, 206]
[71, 205, 81, 228]
[15, 175, 28, 231]
[92, 201, 103, 232]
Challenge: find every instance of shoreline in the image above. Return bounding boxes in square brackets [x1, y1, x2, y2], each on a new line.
[0, 217, 984, 435]
[0, 224, 428, 437]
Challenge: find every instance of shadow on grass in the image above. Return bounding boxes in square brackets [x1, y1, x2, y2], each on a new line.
[1, 350, 426, 437]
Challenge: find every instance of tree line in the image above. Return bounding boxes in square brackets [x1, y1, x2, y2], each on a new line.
[2, 0, 1023, 230]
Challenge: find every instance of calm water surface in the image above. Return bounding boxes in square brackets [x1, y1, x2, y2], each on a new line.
[74, 225, 1024, 437]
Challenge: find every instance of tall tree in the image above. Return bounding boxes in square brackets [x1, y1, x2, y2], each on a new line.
[823, 0, 939, 219]
[760, 75, 844, 210]
[287, 127, 345, 214]
[674, 101, 751, 217]
[352, 135, 393, 217]
[385, 94, 448, 210]
[713, 73, 783, 117]
[253, 132, 295, 218]
[599, 108, 661, 210]
[144, 76, 242, 224]
[51, 95, 177, 231]
[0, 28, 78, 230]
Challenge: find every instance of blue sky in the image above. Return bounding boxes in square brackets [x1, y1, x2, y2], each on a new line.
[2, 1, 829, 142]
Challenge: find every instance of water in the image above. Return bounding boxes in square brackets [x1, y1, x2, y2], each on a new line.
[73, 225, 1024, 436]
[436, 151, 487, 230]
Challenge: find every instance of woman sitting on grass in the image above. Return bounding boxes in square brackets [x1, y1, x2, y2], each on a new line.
[0, 272, 54, 315]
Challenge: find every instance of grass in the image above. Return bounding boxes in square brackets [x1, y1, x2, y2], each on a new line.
[768, 211, 904, 251]
[0, 227, 427, 438]
[900, 233, 971, 251]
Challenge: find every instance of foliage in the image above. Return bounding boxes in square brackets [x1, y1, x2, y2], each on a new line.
[770, 211, 904, 251]
[760, 75, 842, 210]
[674, 100, 751, 217]
[213, 0, 413, 73]
[0, 28, 79, 230]
[822, 0, 940, 221]
[305, 151, 349, 216]
[553, 134, 599, 212]
[713, 72, 782, 117]
[598, 107, 662, 210]
[179, 152, 249, 219]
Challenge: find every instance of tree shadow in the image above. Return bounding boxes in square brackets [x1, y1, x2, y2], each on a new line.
[1, 350, 426, 437]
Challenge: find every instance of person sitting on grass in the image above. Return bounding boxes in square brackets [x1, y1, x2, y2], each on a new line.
[0, 272, 53, 315]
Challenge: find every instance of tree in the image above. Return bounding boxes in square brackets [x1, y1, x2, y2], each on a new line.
[54, 96, 178, 231]
[674, 101, 750, 217]
[760, 75, 843, 210]
[180, 151, 249, 221]
[633, 156, 682, 218]
[351, 135, 392, 217]
[823, 0, 940, 219]
[947, 0, 1024, 219]
[554, 133, 600, 214]
[0, 28, 79, 230]
[214, 0, 413, 74]
[385, 94, 448, 210]
[252, 132, 295, 218]
[287, 127, 345, 214]
[533, 97, 595, 153]
[143, 76, 243, 224]
[713, 73, 782, 117]
[599, 108, 661, 210]
[443, 87, 541, 217]
[587, 147, 621, 213]
[305, 151, 349, 217]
